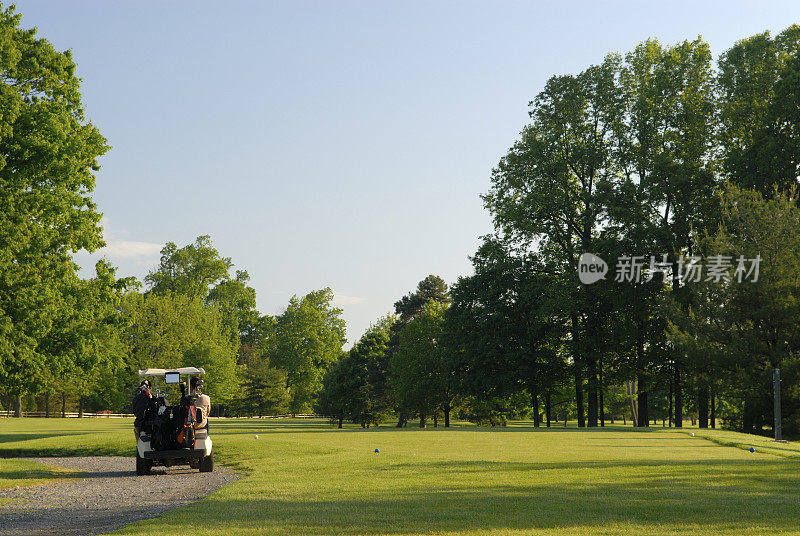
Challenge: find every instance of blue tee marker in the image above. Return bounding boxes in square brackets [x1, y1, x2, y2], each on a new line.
[374, 448, 380, 454]
[749, 447, 755, 453]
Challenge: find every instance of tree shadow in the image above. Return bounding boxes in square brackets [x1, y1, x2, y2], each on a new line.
[188, 456, 800, 534]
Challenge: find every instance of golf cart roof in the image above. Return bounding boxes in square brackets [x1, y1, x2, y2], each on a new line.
[138, 367, 206, 377]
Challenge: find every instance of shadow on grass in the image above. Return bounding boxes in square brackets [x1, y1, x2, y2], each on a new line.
[378, 457, 782, 474]
[209, 420, 664, 435]
[185, 457, 800, 535]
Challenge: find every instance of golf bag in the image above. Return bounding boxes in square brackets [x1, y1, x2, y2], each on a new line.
[150, 404, 174, 451]
[175, 400, 197, 449]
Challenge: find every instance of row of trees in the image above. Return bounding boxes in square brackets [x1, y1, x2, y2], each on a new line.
[317, 26, 800, 436]
[2, 3, 799, 437]
[3, 232, 348, 417]
[0, 5, 348, 418]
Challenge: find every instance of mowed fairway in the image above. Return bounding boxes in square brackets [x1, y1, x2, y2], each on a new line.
[3, 419, 800, 535]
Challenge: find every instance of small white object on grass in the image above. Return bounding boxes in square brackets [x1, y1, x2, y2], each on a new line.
[254, 435, 259, 439]
[690, 432, 695, 437]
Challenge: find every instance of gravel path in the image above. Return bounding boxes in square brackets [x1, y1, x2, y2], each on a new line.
[0, 457, 237, 536]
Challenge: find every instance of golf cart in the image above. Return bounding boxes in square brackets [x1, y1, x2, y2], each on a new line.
[135, 367, 213, 475]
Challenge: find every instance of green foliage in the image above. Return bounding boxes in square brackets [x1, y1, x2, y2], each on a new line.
[0, 4, 109, 398]
[145, 235, 233, 299]
[319, 316, 395, 427]
[269, 288, 347, 413]
[393, 302, 452, 423]
[121, 291, 239, 402]
[718, 25, 800, 194]
[239, 358, 290, 417]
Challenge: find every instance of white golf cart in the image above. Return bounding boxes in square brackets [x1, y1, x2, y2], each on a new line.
[135, 367, 213, 475]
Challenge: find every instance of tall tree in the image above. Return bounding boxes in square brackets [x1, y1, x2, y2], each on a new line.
[484, 55, 623, 426]
[319, 316, 396, 428]
[614, 37, 718, 427]
[447, 237, 566, 427]
[393, 301, 453, 427]
[269, 288, 347, 413]
[717, 25, 800, 194]
[0, 5, 109, 413]
[145, 235, 233, 299]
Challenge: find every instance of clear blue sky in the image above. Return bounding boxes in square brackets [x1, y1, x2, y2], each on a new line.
[15, 0, 800, 345]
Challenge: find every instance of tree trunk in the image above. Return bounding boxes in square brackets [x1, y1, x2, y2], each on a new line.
[396, 412, 408, 428]
[45, 392, 50, 418]
[637, 374, 648, 427]
[444, 403, 450, 428]
[710, 391, 716, 429]
[433, 414, 438, 428]
[13, 395, 21, 418]
[338, 415, 343, 429]
[674, 367, 682, 428]
[574, 367, 585, 428]
[636, 330, 647, 427]
[668, 375, 673, 427]
[743, 397, 755, 434]
[626, 380, 637, 426]
[532, 388, 540, 428]
[61, 392, 66, 418]
[571, 314, 585, 428]
[78, 397, 84, 418]
[545, 392, 551, 428]
[698, 383, 709, 428]
[587, 356, 598, 427]
[419, 415, 426, 428]
[598, 355, 605, 427]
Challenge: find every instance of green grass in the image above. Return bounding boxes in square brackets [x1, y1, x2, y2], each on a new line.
[2, 418, 800, 535]
[0, 458, 76, 489]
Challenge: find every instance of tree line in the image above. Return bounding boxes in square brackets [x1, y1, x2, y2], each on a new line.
[1, 4, 800, 436]
[318, 25, 800, 435]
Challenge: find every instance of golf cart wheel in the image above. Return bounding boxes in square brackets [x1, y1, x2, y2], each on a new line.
[136, 451, 152, 476]
[199, 453, 213, 473]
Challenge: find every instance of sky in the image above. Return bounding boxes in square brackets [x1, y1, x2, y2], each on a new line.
[14, 0, 800, 345]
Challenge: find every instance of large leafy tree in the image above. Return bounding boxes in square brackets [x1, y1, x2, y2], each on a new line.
[447, 237, 566, 427]
[269, 288, 347, 413]
[717, 26, 800, 194]
[145, 235, 232, 299]
[121, 292, 239, 403]
[318, 316, 395, 428]
[393, 301, 453, 427]
[0, 5, 109, 411]
[483, 55, 622, 427]
[389, 274, 451, 426]
[611, 37, 718, 427]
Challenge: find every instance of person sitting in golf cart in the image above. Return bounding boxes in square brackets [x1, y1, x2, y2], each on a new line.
[190, 376, 210, 429]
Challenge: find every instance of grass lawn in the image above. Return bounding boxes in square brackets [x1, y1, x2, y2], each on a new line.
[0, 458, 75, 490]
[3, 418, 800, 535]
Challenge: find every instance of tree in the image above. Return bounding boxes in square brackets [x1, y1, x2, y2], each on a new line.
[121, 292, 239, 403]
[145, 236, 232, 299]
[393, 301, 453, 427]
[269, 288, 347, 413]
[483, 55, 623, 427]
[672, 185, 800, 435]
[239, 358, 290, 417]
[717, 26, 800, 195]
[318, 354, 355, 428]
[389, 275, 451, 427]
[394, 275, 450, 324]
[318, 316, 396, 428]
[207, 270, 260, 345]
[447, 237, 566, 427]
[0, 5, 109, 414]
